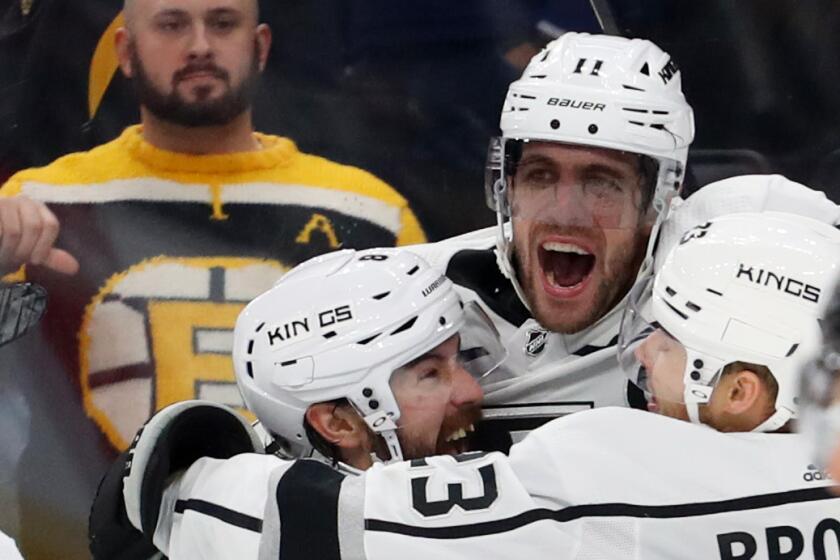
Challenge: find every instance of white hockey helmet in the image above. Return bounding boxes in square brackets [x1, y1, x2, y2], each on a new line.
[798, 277, 840, 469]
[233, 248, 506, 462]
[618, 212, 840, 432]
[486, 32, 695, 305]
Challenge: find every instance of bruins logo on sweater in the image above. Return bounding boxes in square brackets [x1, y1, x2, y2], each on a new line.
[80, 257, 287, 449]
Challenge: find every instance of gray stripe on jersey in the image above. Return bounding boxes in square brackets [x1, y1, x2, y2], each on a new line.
[338, 475, 367, 560]
[257, 465, 286, 560]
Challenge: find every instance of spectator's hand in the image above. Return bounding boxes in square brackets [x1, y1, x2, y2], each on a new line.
[0, 196, 79, 276]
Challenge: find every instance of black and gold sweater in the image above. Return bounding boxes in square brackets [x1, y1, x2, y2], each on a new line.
[1, 125, 425, 450]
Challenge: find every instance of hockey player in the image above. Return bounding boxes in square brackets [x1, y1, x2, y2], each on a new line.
[88, 247, 509, 558]
[799, 276, 840, 491]
[411, 32, 840, 449]
[93, 213, 840, 559]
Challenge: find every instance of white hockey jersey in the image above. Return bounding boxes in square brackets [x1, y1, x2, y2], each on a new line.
[407, 227, 640, 449]
[150, 408, 840, 560]
[0, 532, 23, 560]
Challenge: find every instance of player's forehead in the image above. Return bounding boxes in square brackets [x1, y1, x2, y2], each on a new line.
[518, 141, 641, 175]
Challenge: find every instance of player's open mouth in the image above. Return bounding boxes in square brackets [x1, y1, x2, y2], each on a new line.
[440, 423, 475, 455]
[538, 241, 595, 298]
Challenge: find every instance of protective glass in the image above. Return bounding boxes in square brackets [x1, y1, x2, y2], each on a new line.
[618, 277, 691, 405]
[0, 282, 47, 347]
[798, 349, 840, 469]
[498, 138, 653, 230]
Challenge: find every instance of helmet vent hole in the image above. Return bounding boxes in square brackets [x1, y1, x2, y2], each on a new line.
[588, 124, 599, 134]
[653, 110, 670, 115]
[706, 288, 724, 297]
[529, 74, 547, 79]
[623, 107, 650, 114]
[391, 316, 418, 336]
[520, 94, 537, 100]
[439, 316, 447, 326]
[785, 343, 800, 357]
[407, 265, 420, 276]
[665, 286, 677, 297]
[255, 322, 266, 332]
[247, 339, 255, 355]
[622, 84, 645, 92]
[246, 361, 254, 378]
[650, 123, 666, 130]
[550, 119, 560, 130]
[539, 50, 550, 62]
[628, 121, 645, 127]
[280, 360, 297, 366]
[686, 301, 701, 312]
[640, 62, 650, 76]
[323, 331, 337, 339]
[357, 333, 380, 346]
[372, 291, 390, 300]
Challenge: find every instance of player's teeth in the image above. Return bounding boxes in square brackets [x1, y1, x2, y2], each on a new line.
[546, 269, 556, 286]
[447, 428, 467, 442]
[542, 242, 590, 255]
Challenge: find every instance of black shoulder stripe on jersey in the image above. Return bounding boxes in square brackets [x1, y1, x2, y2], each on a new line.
[445, 249, 531, 327]
[572, 334, 619, 358]
[275, 459, 345, 560]
[174, 499, 262, 532]
[365, 487, 839, 539]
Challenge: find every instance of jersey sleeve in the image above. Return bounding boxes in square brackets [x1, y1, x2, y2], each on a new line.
[154, 453, 291, 559]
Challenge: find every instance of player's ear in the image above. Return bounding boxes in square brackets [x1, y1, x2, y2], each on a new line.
[305, 402, 369, 451]
[722, 368, 763, 416]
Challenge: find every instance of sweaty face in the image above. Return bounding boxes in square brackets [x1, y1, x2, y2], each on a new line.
[510, 142, 651, 333]
[389, 335, 484, 459]
[126, 0, 263, 127]
[634, 328, 690, 421]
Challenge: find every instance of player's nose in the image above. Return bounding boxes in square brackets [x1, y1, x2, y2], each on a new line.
[450, 365, 484, 408]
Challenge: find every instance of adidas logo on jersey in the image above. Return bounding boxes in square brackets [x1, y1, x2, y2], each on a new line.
[802, 464, 832, 482]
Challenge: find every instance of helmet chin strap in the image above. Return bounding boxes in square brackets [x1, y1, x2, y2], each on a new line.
[361, 409, 404, 464]
[684, 383, 713, 426]
[494, 179, 535, 316]
[752, 408, 793, 433]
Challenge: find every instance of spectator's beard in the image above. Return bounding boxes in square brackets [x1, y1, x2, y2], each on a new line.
[130, 42, 260, 128]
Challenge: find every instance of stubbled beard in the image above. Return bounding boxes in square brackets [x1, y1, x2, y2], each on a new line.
[129, 41, 260, 127]
[394, 405, 482, 460]
[516, 224, 648, 334]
